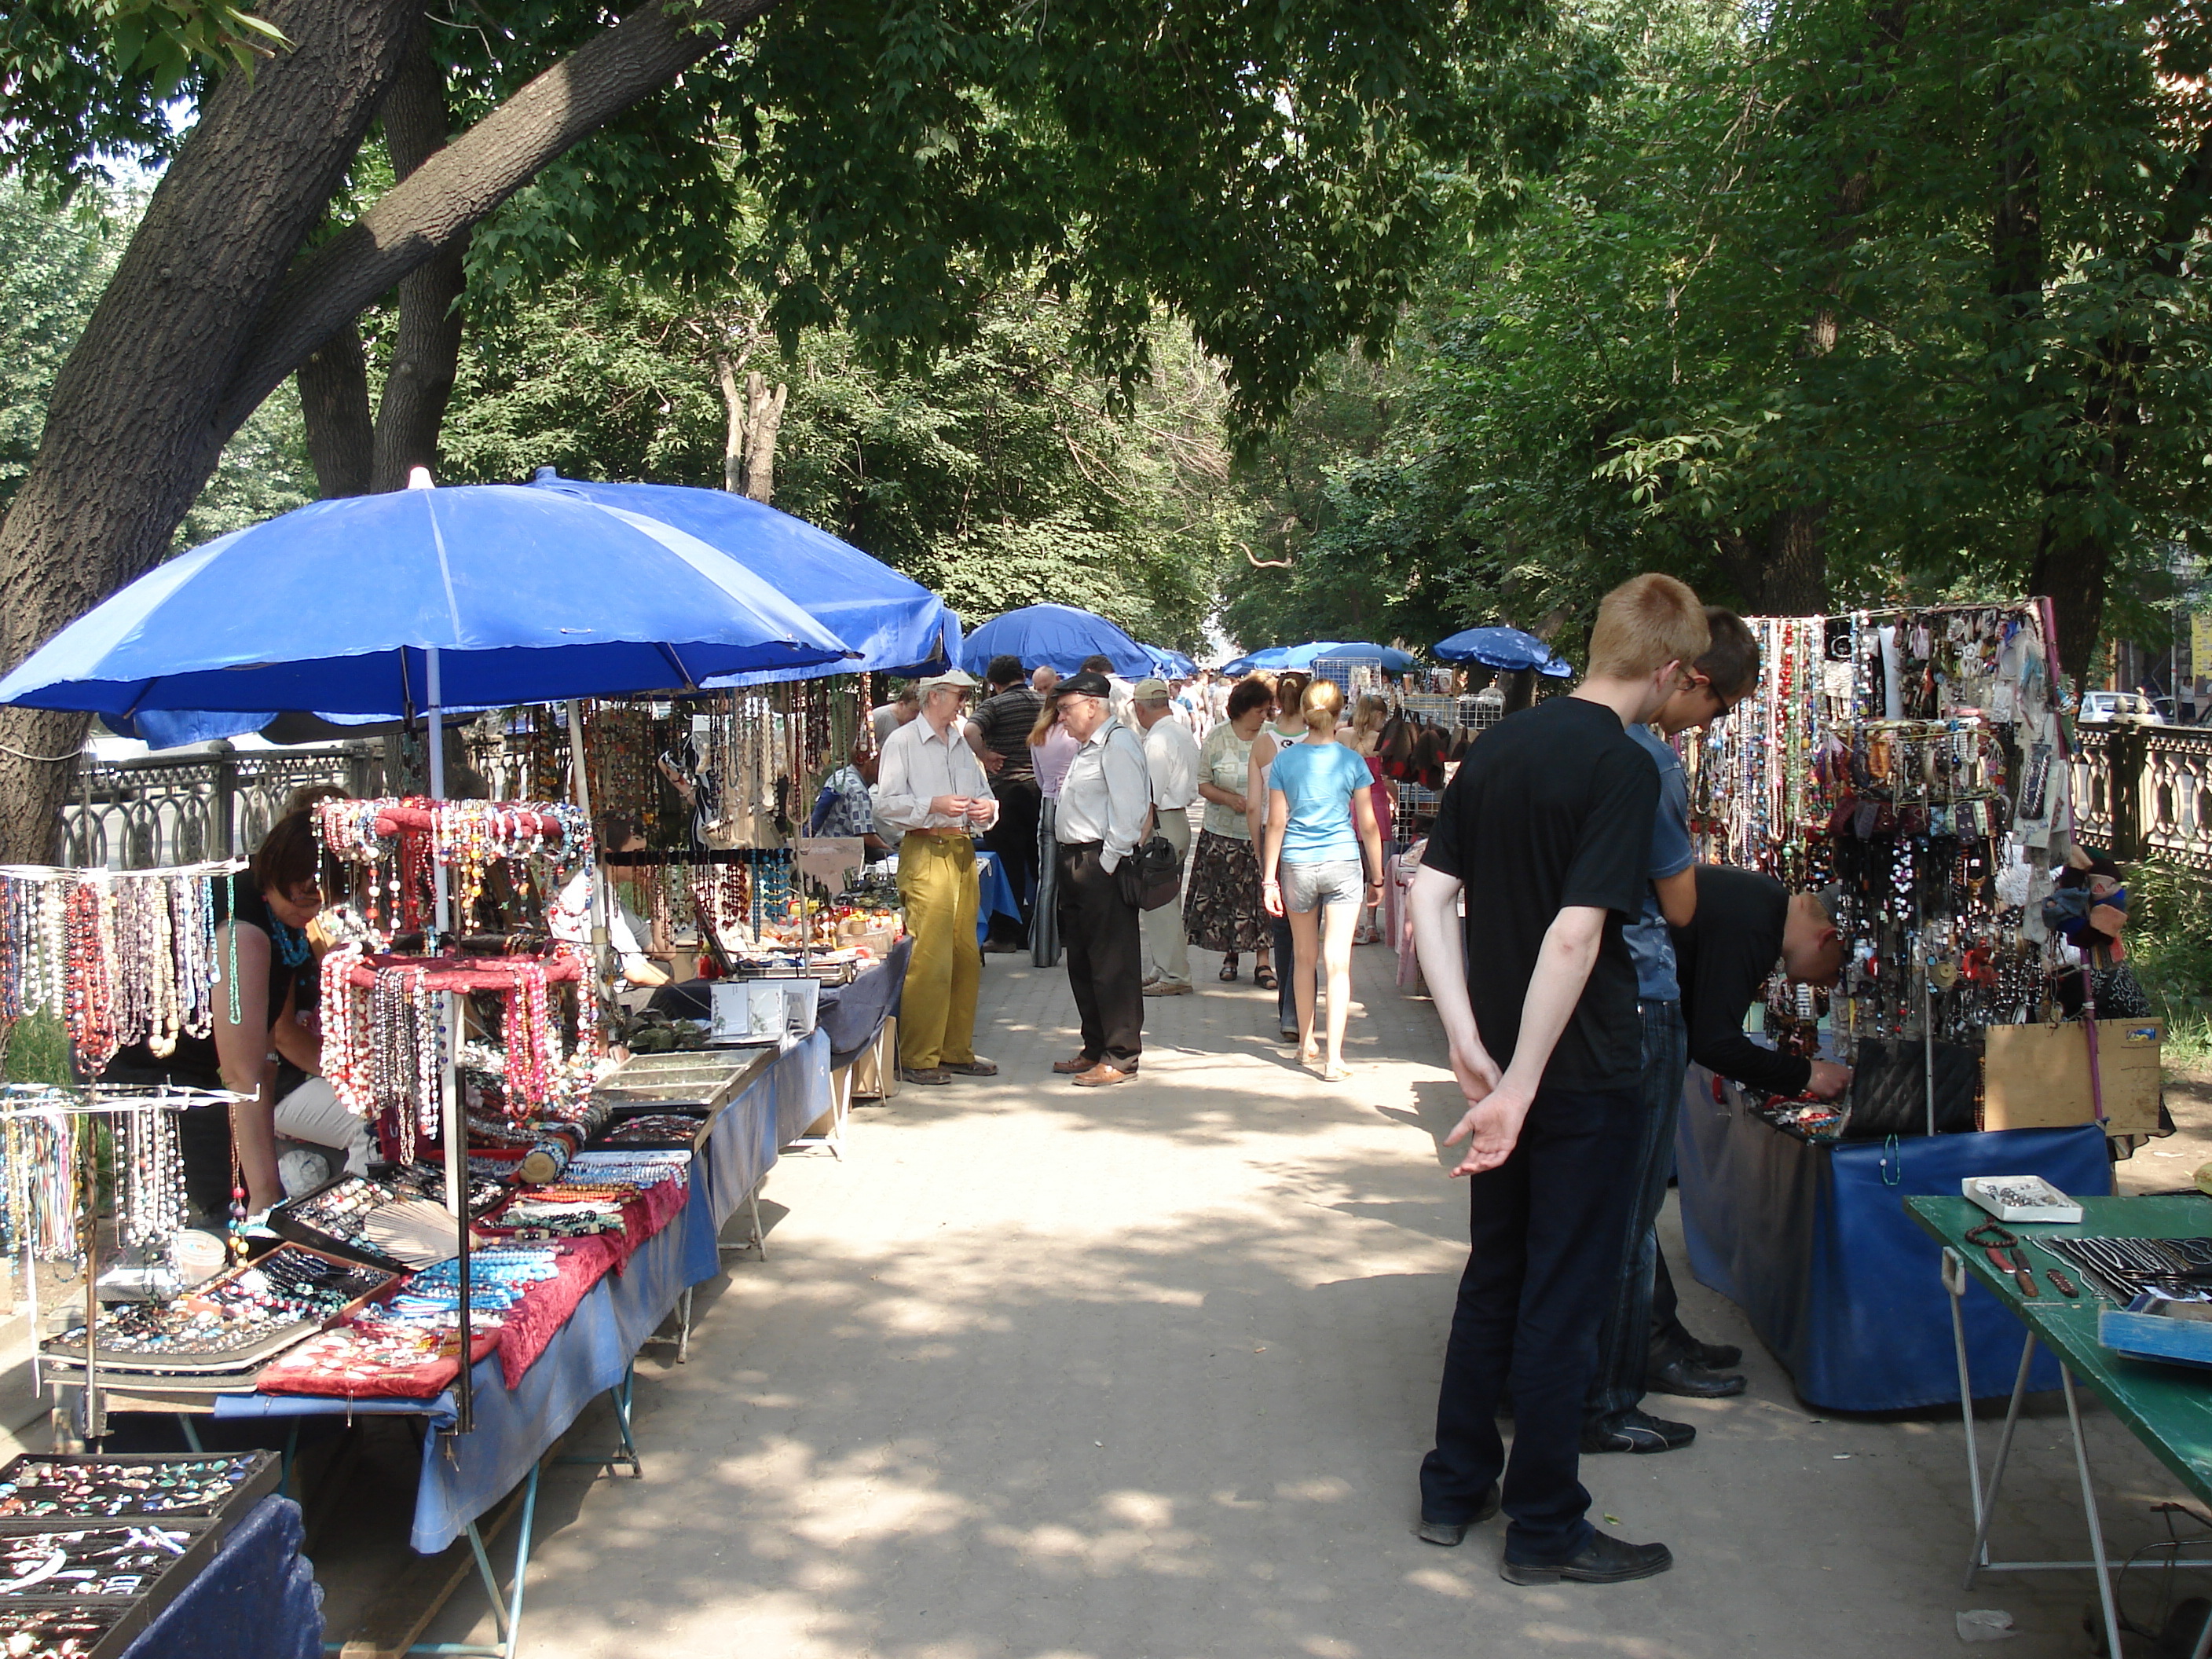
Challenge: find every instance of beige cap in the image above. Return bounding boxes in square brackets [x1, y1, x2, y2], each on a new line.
[917, 668, 980, 694]
[1130, 677, 1171, 702]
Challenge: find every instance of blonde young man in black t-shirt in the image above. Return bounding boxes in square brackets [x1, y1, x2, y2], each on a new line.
[1408, 573, 1709, 1586]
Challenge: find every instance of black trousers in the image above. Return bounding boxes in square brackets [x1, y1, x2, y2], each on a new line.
[1057, 840, 1143, 1069]
[985, 777, 1043, 943]
[1420, 1083, 1639, 1563]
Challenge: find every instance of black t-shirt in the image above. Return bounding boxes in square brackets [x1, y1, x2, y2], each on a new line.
[1670, 866, 1811, 1097]
[973, 687, 1043, 783]
[103, 873, 308, 1086]
[1420, 695, 1657, 1093]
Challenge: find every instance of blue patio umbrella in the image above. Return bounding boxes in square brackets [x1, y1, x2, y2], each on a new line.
[1434, 624, 1572, 677]
[958, 603, 1154, 679]
[1146, 644, 1199, 679]
[525, 471, 960, 683]
[0, 480, 855, 727]
[1218, 646, 1294, 676]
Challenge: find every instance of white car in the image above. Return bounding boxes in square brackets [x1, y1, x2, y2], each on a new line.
[2078, 690, 2166, 725]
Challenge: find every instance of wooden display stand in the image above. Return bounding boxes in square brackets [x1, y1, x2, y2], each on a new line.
[1982, 1018, 2165, 1136]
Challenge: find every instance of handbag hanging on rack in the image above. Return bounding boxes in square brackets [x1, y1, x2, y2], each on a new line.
[1837, 1036, 1979, 1138]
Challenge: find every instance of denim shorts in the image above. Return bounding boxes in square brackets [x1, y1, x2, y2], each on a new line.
[1280, 859, 1366, 913]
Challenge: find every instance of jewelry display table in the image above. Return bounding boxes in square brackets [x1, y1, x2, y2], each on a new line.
[1908, 1194, 2212, 1659]
[118, 1493, 322, 1659]
[1675, 1064, 2111, 1410]
[972, 850, 1021, 943]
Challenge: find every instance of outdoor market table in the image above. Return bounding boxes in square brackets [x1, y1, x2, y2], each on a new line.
[86, 1030, 833, 1659]
[1675, 1064, 2112, 1409]
[119, 1494, 321, 1659]
[1907, 1194, 2212, 1659]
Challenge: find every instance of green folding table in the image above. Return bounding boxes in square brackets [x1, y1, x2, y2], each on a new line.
[1908, 1194, 2212, 1658]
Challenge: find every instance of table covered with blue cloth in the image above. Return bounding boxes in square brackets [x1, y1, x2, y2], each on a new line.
[972, 850, 1020, 943]
[120, 1494, 320, 1659]
[1675, 1064, 2114, 1412]
[211, 1032, 831, 1555]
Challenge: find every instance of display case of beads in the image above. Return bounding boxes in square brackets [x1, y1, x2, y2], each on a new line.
[0, 1452, 278, 1533]
[39, 1245, 397, 1376]
[266, 1173, 415, 1273]
[0, 1596, 145, 1659]
[587, 1104, 714, 1152]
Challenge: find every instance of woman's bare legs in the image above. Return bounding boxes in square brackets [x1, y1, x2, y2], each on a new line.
[1287, 903, 1323, 1061]
[1320, 900, 1358, 1075]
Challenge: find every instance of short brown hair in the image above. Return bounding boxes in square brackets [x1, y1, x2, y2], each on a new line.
[1588, 573, 1708, 680]
[1226, 678, 1273, 721]
[1697, 608, 1760, 701]
[253, 811, 324, 900]
[1301, 679, 1346, 733]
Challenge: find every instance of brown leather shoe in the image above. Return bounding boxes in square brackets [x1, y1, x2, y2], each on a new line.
[1051, 1053, 1096, 1075]
[1070, 1063, 1133, 1087]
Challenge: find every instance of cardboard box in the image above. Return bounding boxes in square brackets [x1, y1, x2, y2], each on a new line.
[1983, 1018, 2164, 1136]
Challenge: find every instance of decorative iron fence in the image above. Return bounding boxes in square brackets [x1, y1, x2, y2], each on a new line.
[2072, 726, 2212, 873]
[58, 742, 385, 870]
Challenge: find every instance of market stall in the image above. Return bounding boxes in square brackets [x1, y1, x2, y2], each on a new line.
[1672, 601, 2146, 1406]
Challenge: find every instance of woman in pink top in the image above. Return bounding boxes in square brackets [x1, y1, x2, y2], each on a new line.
[1027, 698, 1081, 965]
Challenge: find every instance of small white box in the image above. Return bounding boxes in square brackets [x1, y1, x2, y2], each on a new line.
[1962, 1175, 2083, 1225]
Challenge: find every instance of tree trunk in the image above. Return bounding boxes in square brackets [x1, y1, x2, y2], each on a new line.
[0, 0, 422, 863]
[715, 353, 745, 493]
[741, 370, 787, 503]
[298, 322, 373, 496]
[370, 35, 467, 492]
[1759, 503, 1829, 614]
[217, 0, 782, 431]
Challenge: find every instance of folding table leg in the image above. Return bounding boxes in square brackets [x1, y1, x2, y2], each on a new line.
[407, 1460, 540, 1659]
[553, 1364, 641, 1478]
[175, 1414, 203, 1453]
[675, 1286, 692, 1365]
[2062, 1366, 2128, 1659]
[1961, 1331, 2039, 1586]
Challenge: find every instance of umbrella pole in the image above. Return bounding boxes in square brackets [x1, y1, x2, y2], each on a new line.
[563, 701, 616, 1015]
[427, 647, 474, 1436]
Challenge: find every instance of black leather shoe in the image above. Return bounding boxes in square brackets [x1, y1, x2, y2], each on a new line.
[1581, 1410, 1696, 1454]
[1500, 1530, 1673, 1585]
[1647, 1357, 1747, 1398]
[1416, 1485, 1500, 1546]
[1690, 1338, 1742, 1369]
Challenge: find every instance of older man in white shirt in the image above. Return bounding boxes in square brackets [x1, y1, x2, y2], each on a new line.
[872, 669, 1000, 1084]
[1050, 670, 1153, 1086]
[1131, 678, 1200, 995]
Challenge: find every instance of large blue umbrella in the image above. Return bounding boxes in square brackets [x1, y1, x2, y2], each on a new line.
[525, 471, 960, 682]
[0, 481, 854, 723]
[1146, 644, 1199, 679]
[959, 603, 1154, 679]
[1218, 646, 1294, 676]
[1434, 624, 1572, 677]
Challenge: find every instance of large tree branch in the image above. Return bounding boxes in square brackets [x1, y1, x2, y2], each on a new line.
[218, 0, 782, 432]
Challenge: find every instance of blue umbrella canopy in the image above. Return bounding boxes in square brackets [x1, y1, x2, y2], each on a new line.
[959, 603, 1154, 679]
[1305, 640, 1416, 672]
[1434, 625, 1572, 676]
[0, 482, 855, 722]
[525, 471, 960, 683]
[1218, 646, 1294, 676]
[1146, 644, 1199, 678]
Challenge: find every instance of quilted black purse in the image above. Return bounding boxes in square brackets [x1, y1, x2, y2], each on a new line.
[1837, 1037, 1979, 1138]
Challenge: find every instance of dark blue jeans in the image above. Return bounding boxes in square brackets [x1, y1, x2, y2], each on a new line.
[1420, 1082, 1639, 1564]
[1584, 1001, 1689, 1429]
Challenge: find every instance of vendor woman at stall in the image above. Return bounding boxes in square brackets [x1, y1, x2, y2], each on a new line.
[101, 811, 361, 1219]
[549, 812, 670, 989]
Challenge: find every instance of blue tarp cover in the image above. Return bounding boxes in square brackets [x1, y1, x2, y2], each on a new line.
[122, 1495, 321, 1659]
[1675, 1066, 2113, 1411]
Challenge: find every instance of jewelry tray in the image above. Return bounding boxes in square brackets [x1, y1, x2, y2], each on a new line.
[40, 1244, 400, 1375]
[0, 1596, 147, 1659]
[0, 1516, 223, 1657]
[585, 1103, 715, 1154]
[0, 1452, 279, 1533]
[268, 1173, 416, 1273]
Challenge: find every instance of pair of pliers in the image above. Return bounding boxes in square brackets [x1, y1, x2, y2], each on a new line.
[1965, 1220, 2038, 1297]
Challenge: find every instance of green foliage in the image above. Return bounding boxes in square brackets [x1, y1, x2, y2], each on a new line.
[2127, 859, 2212, 1078]
[0, 175, 125, 515]
[2, 1011, 70, 1086]
[0, 178, 313, 546]
[435, 267, 1236, 650]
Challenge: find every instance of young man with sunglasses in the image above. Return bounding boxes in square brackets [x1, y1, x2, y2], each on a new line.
[1583, 609, 1765, 1456]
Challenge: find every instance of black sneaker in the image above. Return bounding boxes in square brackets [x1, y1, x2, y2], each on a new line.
[1646, 1357, 1747, 1398]
[1500, 1530, 1673, 1585]
[1415, 1484, 1500, 1547]
[1581, 1410, 1696, 1454]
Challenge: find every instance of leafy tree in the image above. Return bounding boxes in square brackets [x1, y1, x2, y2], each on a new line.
[0, 0, 1606, 859]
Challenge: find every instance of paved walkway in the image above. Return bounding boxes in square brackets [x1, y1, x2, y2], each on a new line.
[416, 941, 2198, 1657]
